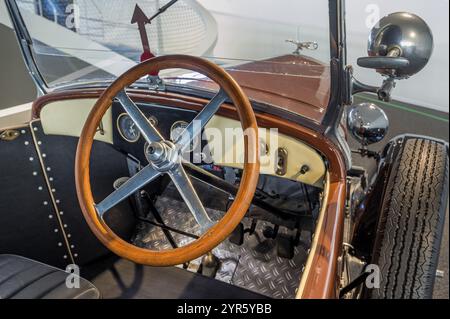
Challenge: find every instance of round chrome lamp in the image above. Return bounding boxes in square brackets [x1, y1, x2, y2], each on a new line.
[347, 103, 390, 146]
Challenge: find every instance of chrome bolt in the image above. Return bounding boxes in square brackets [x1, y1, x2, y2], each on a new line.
[300, 165, 310, 175]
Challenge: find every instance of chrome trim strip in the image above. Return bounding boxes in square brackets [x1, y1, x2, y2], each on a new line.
[296, 173, 330, 299]
[29, 119, 75, 264]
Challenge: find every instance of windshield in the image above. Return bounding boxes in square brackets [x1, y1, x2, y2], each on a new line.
[14, 0, 331, 120]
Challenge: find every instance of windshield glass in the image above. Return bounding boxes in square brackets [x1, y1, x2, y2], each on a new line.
[15, 0, 331, 120]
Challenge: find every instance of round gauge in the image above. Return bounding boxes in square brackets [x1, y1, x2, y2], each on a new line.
[148, 115, 158, 127]
[170, 120, 199, 152]
[117, 113, 140, 143]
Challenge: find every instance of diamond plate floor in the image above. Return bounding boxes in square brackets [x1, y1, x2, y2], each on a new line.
[133, 196, 311, 299]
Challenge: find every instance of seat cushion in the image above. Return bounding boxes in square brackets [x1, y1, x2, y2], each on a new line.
[0, 255, 100, 299]
[88, 258, 268, 299]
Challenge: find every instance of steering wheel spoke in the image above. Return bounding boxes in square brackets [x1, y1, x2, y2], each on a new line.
[175, 89, 228, 152]
[116, 90, 164, 143]
[168, 164, 214, 232]
[95, 165, 161, 218]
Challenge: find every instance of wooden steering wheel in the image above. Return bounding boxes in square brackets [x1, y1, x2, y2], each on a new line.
[75, 55, 260, 266]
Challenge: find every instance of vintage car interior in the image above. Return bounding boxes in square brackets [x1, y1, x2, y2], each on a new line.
[0, 0, 346, 300]
[0, 57, 331, 299]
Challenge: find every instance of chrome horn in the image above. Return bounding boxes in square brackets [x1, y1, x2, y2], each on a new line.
[347, 103, 389, 146]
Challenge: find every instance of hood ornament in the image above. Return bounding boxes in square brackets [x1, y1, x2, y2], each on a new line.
[286, 39, 318, 55]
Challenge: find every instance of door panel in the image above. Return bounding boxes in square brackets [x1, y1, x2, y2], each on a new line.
[31, 120, 137, 267]
[0, 122, 136, 269]
[0, 125, 71, 268]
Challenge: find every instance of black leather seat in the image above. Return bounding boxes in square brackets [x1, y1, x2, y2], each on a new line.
[0, 255, 100, 299]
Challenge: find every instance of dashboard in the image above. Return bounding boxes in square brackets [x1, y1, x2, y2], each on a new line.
[39, 97, 326, 188]
[111, 101, 198, 165]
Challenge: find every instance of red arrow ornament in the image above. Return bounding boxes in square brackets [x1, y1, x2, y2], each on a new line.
[131, 2, 179, 75]
[131, 4, 157, 75]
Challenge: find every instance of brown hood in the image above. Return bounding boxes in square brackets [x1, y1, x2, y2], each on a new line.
[191, 55, 330, 124]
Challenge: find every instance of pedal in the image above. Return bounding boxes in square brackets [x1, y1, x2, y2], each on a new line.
[263, 225, 279, 239]
[276, 235, 295, 259]
[229, 222, 244, 246]
[199, 252, 220, 278]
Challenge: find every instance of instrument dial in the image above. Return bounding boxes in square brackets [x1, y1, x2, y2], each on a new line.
[170, 120, 199, 152]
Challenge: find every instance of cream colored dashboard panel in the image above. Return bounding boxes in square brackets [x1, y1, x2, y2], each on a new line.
[40, 99, 325, 187]
[205, 116, 326, 188]
[40, 99, 113, 144]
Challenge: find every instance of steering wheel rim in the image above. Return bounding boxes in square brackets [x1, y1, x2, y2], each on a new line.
[75, 55, 260, 266]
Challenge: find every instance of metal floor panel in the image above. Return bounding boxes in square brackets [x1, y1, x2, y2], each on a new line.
[133, 196, 311, 299]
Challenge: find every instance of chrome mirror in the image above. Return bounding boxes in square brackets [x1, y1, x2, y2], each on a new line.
[347, 103, 389, 146]
[358, 12, 434, 79]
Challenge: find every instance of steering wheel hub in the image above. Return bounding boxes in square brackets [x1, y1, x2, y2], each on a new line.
[145, 141, 178, 172]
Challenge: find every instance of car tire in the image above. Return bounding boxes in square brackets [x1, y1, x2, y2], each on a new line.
[370, 138, 449, 299]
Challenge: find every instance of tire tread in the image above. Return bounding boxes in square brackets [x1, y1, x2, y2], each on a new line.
[371, 138, 449, 299]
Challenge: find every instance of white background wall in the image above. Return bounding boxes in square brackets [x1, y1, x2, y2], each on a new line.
[199, 0, 449, 113]
[198, 0, 331, 63]
[346, 0, 449, 112]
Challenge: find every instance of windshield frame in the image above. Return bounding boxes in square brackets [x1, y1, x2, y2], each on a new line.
[5, 0, 348, 130]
